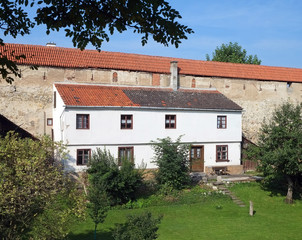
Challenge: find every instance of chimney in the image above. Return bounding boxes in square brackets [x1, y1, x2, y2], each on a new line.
[170, 61, 178, 91]
[46, 42, 56, 47]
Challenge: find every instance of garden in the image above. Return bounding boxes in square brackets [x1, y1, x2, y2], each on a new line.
[69, 181, 302, 240]
[1, 102, 302, 239]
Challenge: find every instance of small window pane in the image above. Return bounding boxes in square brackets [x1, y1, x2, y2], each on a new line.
[165, 115, 176, 129]
[121, 115, 132, 129]
[47, 118, 53, 126]
[217, 116, 227, 129]
[76, 114, 89, 129]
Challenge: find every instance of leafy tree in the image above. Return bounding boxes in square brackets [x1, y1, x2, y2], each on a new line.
[112, 211, 162, 240]
[246, 102, 302, 204]
[87, 148, 143, 206]
[206, 42, 261, 65]
[87, 186, 110, 240]
[151, 136, 191, 190]
[0, 132, 84, 239]
[0, 0, 193, 83]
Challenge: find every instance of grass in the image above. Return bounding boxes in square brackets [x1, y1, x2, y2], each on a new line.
[69, 182, 302, 240]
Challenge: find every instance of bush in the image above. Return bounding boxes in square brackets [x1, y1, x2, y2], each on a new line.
[28, 187, 86, 240]
[112, 211, 162, 240]
[151, 136, 190, 190]
[87, 148, 143, 205]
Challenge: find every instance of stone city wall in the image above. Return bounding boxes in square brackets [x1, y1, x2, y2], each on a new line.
[1, 65, 301, 141]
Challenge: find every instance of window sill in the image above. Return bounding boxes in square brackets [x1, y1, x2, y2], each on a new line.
[216, 159, 230, 162]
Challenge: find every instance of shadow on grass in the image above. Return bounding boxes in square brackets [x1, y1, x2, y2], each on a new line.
[260, 175, 302, 201]
[68, 229, 114, 240]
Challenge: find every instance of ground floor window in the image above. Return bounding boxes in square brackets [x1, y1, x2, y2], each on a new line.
[77, 149, 91, 165]
[118, 147, 134, 165]
[216, 145, 229, 162]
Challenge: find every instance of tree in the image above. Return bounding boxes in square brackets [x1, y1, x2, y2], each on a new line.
[87, 148, 143, 206]
[206, 42, 261, 65]
[112, 211, 162, 240]
[246, 102, 302, 204]
[0, 0, 193, 83]
[87, 186, 110, 240]
[0, 132, 84, 239]
[151, 136, 191, 190]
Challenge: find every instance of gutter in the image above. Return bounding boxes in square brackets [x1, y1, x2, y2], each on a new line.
[63, 105, 243, 113]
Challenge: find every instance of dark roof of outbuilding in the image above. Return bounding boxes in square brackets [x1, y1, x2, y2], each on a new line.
[55, 83, 242, 111]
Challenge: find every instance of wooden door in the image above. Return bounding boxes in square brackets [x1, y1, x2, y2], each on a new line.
[190, 146, 204, 172]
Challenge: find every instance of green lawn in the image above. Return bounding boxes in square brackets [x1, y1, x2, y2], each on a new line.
[69, 182, 302, 240]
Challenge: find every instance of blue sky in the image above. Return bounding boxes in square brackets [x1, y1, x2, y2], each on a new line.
[3, 0, 302, 68]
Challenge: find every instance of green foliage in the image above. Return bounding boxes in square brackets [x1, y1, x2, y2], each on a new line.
[246, 101, 302, 203]
[0, 0, 193, 83]
[112, 211, 162, 240]
[87, 185, 110, 240]
[206, 42, 261, 65]
[28, 188, 87, 240]
[119, 184, 227, 209]
[0, 132, 83, 240]
[151, 136, 191, 190]
[87, 148, 143, 205]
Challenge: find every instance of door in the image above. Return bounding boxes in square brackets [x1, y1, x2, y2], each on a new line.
[190, 146, 204, 172]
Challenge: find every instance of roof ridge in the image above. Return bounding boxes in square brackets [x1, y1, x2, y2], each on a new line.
[3, 43, 302, 83]
[54, 83, 221, 94]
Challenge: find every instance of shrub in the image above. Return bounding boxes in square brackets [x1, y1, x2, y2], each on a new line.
[87, 148, 143, 205]
[151, 136, 190, 190]
[28, 187, 86, 240]
[112, 211, 162, 240]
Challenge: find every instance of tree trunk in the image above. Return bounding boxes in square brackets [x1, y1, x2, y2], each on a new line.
[285, 176, 294, 204]
[94, 223, 97, 240]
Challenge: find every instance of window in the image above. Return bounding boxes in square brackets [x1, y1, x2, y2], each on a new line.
[216, 145, 229, 162]
[287, 82, 292, 88]
[76, 114, 89, 129]
[217, 116, 227, 129]
[47, 118, 53, 126]
[121, 115, 133, 129]
[77, 149, 91, 165]
[165, 115, 176, 129]
[118, 147, 134, 165]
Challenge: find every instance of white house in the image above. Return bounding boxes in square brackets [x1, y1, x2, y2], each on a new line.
[53, 82, 243, 174]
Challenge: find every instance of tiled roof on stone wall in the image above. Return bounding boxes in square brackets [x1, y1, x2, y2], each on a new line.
[54, 83, 242, 111]
[2, 43, 302, 83]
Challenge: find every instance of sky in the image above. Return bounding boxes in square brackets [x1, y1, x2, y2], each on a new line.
[2, 0, 302, 68]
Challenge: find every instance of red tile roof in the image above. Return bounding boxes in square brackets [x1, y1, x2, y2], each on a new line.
[54, 83, 242, 111]
[2, 43, 302, 83]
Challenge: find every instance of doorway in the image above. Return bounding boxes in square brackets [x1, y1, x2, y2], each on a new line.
[190, 146, 204, 172]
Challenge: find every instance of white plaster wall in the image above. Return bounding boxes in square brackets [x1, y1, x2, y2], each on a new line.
[64, 143, 241, 172]
[62, 108, 242, 145]
[53, 86, 66, 142]
[56, 106, 242, 172]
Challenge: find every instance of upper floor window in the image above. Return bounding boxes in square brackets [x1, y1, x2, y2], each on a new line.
[76, 114, 89, 129]
[121, 115, 133, 129]
[77, 149, 91, 165]
[216, 145, 229, 162]
[217, 116, 227, 129]
[165, 115, 176, 129]
[118, 147, 134, 165]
